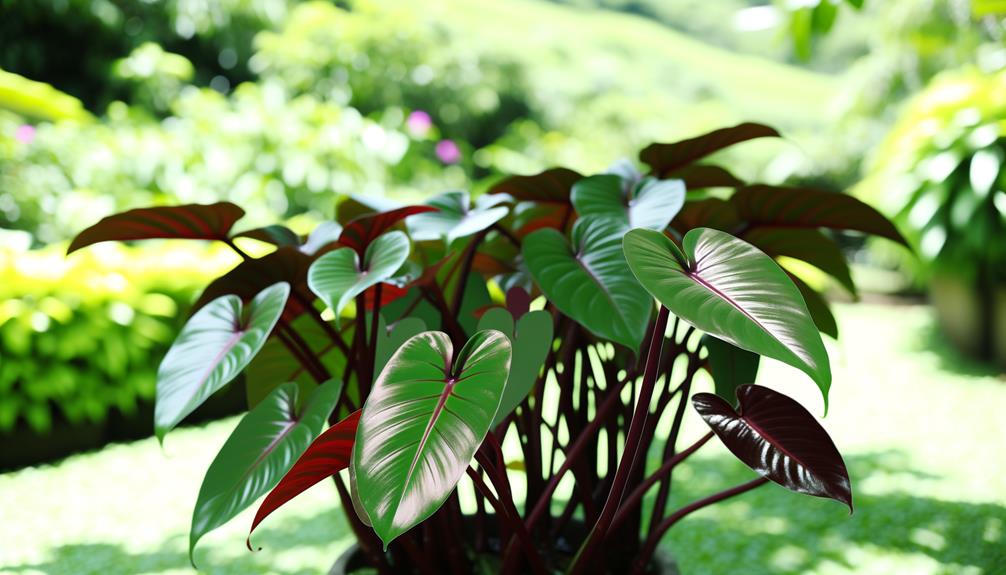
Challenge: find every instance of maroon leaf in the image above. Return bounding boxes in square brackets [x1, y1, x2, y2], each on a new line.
[731, 185, 909, 247]
[693, 384, 852, 510]
[488, 167, 582, 203]
[335, 195, 404, 226]
[505, 286, 532, 320]
[191, 247, 312, 318]
[640, 123, 781, 177]
[744, 228, 856, 296]
[67, 202, 245, 254]
[232, 225, 301, 248]
[247, 410, 361, 548]
[667, 164, 746, 189]
[671, 198, 741, 232]
[338, 206, 438, 256]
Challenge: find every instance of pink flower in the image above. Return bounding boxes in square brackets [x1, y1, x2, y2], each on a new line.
[435, 139, 461, 164]
[14, 124, 36, 144]
[406, 110, 433, 137]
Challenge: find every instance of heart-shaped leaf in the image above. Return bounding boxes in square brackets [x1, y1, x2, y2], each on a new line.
[339, 206, 438, 255]
[640, 123, 780, 177]
[731, 185, 909, 247]
[353, 330, 510, 548]
[247, 409, 360, 547]
[191, 248, 311, 316]
[476, 307, 553, 426]
[374, 316, 428, 376]
[702, 335, 760, 403]
[524, 216, 651, 350]
[488, 167, 581, 203]
[190, 378, 343, 562]
[407, 191, 509, 244]
[622, 228, 831, 407]
[156, 282, 290, 441]
[571, 174, 685, 231]
[67, 202, 245, 254]
[692, 384, 852, 510]
[308, 231, 410, 325]
[787, 271, 838, 339]
[300, 221, 343, 256]
[744, 228, 857, 296]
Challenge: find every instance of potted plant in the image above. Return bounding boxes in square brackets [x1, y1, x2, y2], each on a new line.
[68, 123, 907, 574]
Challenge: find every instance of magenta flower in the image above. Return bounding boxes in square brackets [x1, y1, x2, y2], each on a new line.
[14, 124, 36, 144]
[406, 110, 433, 137]
[435, 139, 461, 164]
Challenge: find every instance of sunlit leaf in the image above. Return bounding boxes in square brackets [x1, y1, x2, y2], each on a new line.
[67, 202, 245, 254]
[571, 174, 685, 231]
[339, 206, 438, 255]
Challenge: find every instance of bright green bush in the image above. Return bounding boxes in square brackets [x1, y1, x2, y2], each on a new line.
[0, 243, 236, 433]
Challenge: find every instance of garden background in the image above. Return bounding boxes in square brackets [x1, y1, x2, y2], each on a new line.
[1, 1, 1005, 574]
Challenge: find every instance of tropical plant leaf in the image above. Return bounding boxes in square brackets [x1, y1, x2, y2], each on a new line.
[731, 185, 909, 247]
[744, 228, 857, 296]
[640, 123, 780, 177]
[476, 307, 553, 426]
[67, 202, 245, 254]
[407, 191, 510, 244]
[488, 167, 581, 203]
[523, 216, 651, 350]
[622, 228, 831, 408]
[374, 316, 428, 377]
[307, 231, 410, 325]
[353, 330, 510, 549]
[189, 379, 343, 562]
[669, 164, 745, 189]
[571, 174, 685, 231]
[671, 198, 740, 233]
[692, 384, 852, 510]
[339, 206, 438, 255]
[787, 271, 839, 339]
[300, 221, 343, 256]
[155, 282, 290, 441]
[232, 225, 301, 248]
[335, 194, 404, 226]
[247, 409, 360, 547]
[191, 248, 312, 316]
[702, 335, 760, 403]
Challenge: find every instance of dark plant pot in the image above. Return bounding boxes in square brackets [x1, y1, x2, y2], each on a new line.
[328, 516, 679, 575]
[930, 270, 1006, 368]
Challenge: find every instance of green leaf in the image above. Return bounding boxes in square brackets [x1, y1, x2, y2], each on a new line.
[477, 307, 553, 426]
[189, 378, 342, 563]
[307, 231, 410, 325]
[155, 282, 290, 441]
[744, 228, 857, 296]
[523, 216, 652, 350]
[702, 334, 760, 403]
[571, 174, 685, 231]
[623, 228, 831, 408]
[353, 330, 510, 549]
[374, 315, 428, 376]
[407, 191, 509, 244]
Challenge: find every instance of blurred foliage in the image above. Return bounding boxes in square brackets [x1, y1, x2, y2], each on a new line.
[0, 68, 93, 122]
[859, 66, 1006, 282]
[0, 243, 236, 433]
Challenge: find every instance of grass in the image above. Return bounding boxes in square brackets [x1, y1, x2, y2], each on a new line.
[2, 302, 1005, 574]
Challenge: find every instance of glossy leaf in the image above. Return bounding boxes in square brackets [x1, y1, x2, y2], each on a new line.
[744, 228, 857, 296]
[339, 206, 438, 256]
[524, 216, 651, 350]
[191, 248, 311, 316]
[67, 202, 245, 254]
[571, 174, 685, 231]
[488, 167, 581, 203]
[703, 335, 760, 403]
[407, 191, 509, 244]
[476, 307, 553, 426]
[731, 185, 910, 247]
[155, 282, 290, 441]
[247, 409, 360, 546]
[232, 225, 301, 248]
[353, 330, 510, 548]
[693, 384, 852, 510]
[640, 123, 780, 177]
[307, 231, 410, 324]
[787, 271, 839, 339]
[189, 379, 343, 561]
[622, 228, 831, 407]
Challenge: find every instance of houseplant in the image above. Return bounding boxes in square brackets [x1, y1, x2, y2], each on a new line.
[68, 123, 907, 574]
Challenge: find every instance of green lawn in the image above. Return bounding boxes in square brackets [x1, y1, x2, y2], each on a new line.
[2, 303, 1004, 574]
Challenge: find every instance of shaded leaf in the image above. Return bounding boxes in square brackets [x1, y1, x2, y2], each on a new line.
[336, 195, 403, 226]
[702, 335, 760, 403]
[488, 167, 581, 203]
[669, 164, 745, 189]
[571, 174, 685, 231]
[693, 384, 852, 510]
[339, 206, 438, 256]
[407, 191, 509, 244]
[786, 271, 839, 339]
[640, 124, 780, 177]
[671, 198, 741, 233]
[300, 222, 343, 256]
[191, 248, 312, 316]
[67, 202, 245, 254]
[744, 228, 857, 296]
[190, 379, 343, 561]
[374, 316, 428, 377]
[623, 228, 831, 408]
[524, 216, 651, 350]
[353, 330, 510, 548]
[477, 307, 553, 426]
[247, 409, 360, 546]
[156, 282, 290, 441]
[232, 225, 300, 248]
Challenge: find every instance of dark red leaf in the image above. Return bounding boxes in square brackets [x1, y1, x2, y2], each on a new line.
[505, 286, 532, 320]
[488, 167, 582, 203]
[731, 185, 909, 247]
[67, 202, 245, 254]
[744, 228, 857, 296]
[232, 225, 301, 248]
[640, 123, 780, 177]
[362, 282, 410, 310]
[191, 247, 312, 318]
[247, 410, 361, 548]
[693, 384, 852, 510]
[335, 195, 404, 226]
[338, 206, 438, 255]
[671, 198, 741, 232]
[667, 164, 746, 189]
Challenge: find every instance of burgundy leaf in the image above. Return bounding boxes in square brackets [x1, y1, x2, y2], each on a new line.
[640, 123, 780, 177]
[232, 225, 301, 248]
[338, 206, 438, 256]
[191, 247, 312, 318]
[693, 384, 852, 510]
[488, 167, 582, 203]
[671, 198, 741, 233]
[505, 286, 532, 320]
[666, 164, 746, 189]
[744, 228, 856, 296]
[247, 410, 361, 548]
[67, 202, 245, 254]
